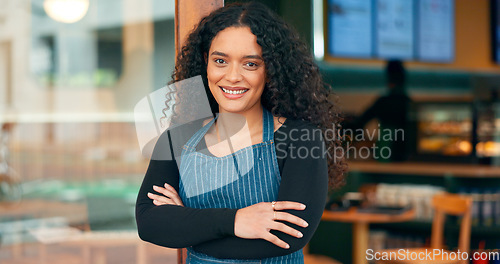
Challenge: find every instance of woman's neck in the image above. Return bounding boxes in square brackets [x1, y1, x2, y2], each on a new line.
[215, 104, 263, 142]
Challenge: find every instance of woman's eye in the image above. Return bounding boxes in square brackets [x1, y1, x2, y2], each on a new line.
[245, 62, 259, 68]
[214, 58, 225, 64]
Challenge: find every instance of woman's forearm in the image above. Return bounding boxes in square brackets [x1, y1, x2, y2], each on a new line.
[135, 159, 238, 248]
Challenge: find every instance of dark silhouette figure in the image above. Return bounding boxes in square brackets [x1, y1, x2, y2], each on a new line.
[351, 60, 412, 162]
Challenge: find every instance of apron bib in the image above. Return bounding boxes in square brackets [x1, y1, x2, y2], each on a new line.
[178, 107, 304, 264]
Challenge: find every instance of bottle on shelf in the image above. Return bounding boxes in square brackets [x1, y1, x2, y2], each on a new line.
[471, 188, 482, 227]
[482, 189, 494, 227]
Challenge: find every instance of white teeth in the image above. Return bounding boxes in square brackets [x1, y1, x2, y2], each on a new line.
[221, 87, 248, 95]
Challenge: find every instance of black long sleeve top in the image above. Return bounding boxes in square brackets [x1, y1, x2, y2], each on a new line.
[135, 117, 329, 259]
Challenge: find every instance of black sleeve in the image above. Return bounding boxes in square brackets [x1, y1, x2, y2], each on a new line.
[191, 122, 329, 259]
[354, 97, 383, 129]
[135, 131, 239, 248]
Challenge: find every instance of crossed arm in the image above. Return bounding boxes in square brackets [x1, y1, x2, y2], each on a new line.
[135, 126, 328, 259]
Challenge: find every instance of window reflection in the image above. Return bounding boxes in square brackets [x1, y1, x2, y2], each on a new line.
[1, 0, 177, 263]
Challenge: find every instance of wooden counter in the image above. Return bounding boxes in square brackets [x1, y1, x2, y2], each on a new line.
[322, 208, 416, 264]
[0, 199, 88, 225]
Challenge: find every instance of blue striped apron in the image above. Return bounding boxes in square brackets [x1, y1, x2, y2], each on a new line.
[178, 106, 304, 264]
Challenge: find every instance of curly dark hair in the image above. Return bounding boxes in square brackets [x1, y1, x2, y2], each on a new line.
[164, 1, 347, 190]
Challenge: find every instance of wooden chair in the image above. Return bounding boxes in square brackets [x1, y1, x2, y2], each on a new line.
[375, 193, 472, 264]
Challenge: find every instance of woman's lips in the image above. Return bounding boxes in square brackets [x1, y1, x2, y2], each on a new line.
[219, 86, 249, 99]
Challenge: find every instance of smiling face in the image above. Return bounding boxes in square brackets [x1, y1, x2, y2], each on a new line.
[206, 26, 266, 114]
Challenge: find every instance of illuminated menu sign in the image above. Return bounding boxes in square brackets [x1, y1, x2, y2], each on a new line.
[376, 0, 414, 59]
[327, 0, 455, 63]
[328, 0, 373, 58]
[417, 0, 454, 62]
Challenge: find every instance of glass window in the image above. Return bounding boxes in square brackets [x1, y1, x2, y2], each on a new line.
[0, 0, 177, 262]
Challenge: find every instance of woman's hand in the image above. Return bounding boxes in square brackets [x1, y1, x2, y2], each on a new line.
[234, 201, 309, 249]
[147, 183, 184, 207]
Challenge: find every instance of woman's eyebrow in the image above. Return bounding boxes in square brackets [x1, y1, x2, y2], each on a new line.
[242, 54, 263, 60]
[210, 51, 228, 57]
[210, 51, 263, 60]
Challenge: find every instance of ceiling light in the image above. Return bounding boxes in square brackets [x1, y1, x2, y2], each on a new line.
[43, 0, 89, 24]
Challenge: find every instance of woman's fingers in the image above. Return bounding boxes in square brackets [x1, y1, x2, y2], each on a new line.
[153, 198, 171, 206]
[151, 184, 184, 206]
[147, 192, 175, 205]
[273, 201, 306, 211]
[163, 183, 184, 206]
[233, 201, 310, 249]
[262, 232, 290, 249]
[272, 221, 303, 238]
[274, 211, 309, 228]
[154, 184, 183, 205]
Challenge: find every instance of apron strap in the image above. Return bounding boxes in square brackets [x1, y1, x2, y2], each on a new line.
[184, 113, 219, 149]
[185, 106, 274, 150]
[262, 107, 274, 142]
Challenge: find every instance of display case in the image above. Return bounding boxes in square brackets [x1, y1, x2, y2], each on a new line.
[411, 101, 500, 164]
[475, 101, 500, 164]
[412, 102, 474, 162]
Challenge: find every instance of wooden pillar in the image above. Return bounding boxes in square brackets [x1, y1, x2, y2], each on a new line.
[174, 0, 224, 57]
[174, 3, 224, 263]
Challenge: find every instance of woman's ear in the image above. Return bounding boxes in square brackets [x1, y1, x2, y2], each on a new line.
[204, 53, 208, 64]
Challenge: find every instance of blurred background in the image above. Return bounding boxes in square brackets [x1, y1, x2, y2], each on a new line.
[0, 0, 177, 263]
[0, 0, 499, 263]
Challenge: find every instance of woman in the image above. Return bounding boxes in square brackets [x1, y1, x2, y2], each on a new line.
[135, 2, 347, 263]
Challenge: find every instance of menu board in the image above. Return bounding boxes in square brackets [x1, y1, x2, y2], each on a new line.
[376, 0, 414, 59]
[328, 0, 373, 58]
[327, 0, 455, 63]
[417, 0, 454, 62]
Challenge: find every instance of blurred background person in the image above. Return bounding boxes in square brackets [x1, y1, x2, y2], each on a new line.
[346, 60, 412, 162]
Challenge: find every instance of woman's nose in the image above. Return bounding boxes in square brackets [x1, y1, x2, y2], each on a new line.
[225, 64, 243, 83]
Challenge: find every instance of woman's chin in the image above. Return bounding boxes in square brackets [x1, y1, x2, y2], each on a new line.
[219, 104, 247, 114]
[214, 97, 242, 112]
[213, 91, 262, 114]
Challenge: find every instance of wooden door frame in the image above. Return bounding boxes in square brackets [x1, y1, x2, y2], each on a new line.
[174, 1, 224, 263]
[175, 0, 224, 58]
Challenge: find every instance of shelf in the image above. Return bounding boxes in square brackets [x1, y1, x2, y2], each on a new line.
[347, 160, 500, 178]
[371, 220, 432, 232]
[419, 132, 471, 137]
[477, 133, 500, 138]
